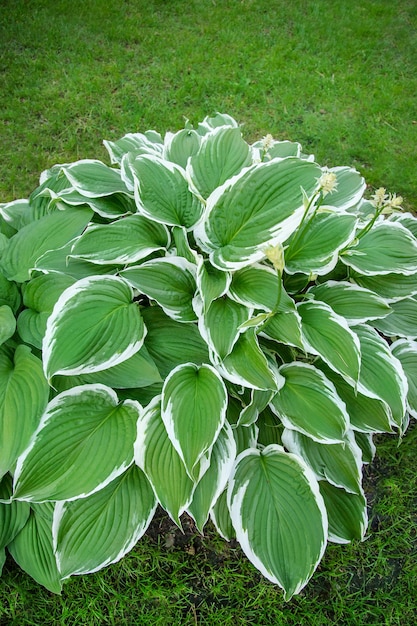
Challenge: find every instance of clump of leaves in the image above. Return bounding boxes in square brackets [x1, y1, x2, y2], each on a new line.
[1, 113, 416, 600]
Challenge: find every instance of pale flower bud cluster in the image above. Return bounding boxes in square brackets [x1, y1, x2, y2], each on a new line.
[317, 170, 338, 196]
[371, 187, 404, 214]
[264, 243, 285, 272]
[261, 133, 274, 152]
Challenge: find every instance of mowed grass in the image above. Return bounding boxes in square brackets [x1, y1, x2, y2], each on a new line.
[0, 0, 416, 623]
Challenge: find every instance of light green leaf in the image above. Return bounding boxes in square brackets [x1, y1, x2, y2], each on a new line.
[142, 307, 209, 378]
[13, 385, 140, 502]
[351, 271, 417, 302]
[0, 305, 16, 345]
[372, 296, 417, 339]
[214, 329, 280, 391]
[271, 363, 350, 443]
[195, 158, 321, 271]
[389, 212, 417, 238]
[17, 273, 76, 349]
[64, 159, 130, 197]
[196, 258, 231, 312]
[353, 324, 408, 429]
[317, 363, 393, 433]
[7, 503, 62, 593]
[54, 465, 157, 579]
[228, 445, 327, 600]
[132, 155, 203, 229]
[237, 389, 275, 427]
[0, 206, 93, 282]
[135, 396, 195, 525]
[69, 214, 169, 265]
[104, 132, 163, 165]
[297, 300, 361, 384]
[323, 166, 366, 211]
[285, 211, 357, 275]
[228, 264, 284, 312]
[341, 222, 417, 275]
[391, 339, 417, 418]
[308, 280, 391, 324]
[121, 257, 197, 322]
[282, 429, 362, 495]
[210, 489, 235, 541]
[187, 126, 252, 199]
[198, 296, 250, 359]
[261, 308, 304, 350]
[0, 474, 30, 548]
[187, 422, 236, 533]
[161, 363, 227, 479]
[319, 481, 367, 544]
[43, 275, 145, 379]
[51, 186, 136, 218]
[354, 432, 376, 464]
[163, 129, 201, 168]
[0, 344, 49, 479]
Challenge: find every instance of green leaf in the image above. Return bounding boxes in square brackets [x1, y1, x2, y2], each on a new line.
[13, 385, 140, 502]
[187, 422, 236, 532]
[317, 363, 393, 433]
[104, 132, 163, 165]
[17, 273, 76, 349]
[228, 445, 327, 600]
[132, 155, 204, 229]
[322, 166, 365, 211]
[164, 128, 201, 169]
[142, 307, 209, 378]
[43, 275, 145, 379]
[372, 296, 417, 339]
[308, 280, 391, 324]
[351, 271, 417, 302]
[121, 257, 197, 323]
[0, 207, 93, 282]
[198, 296, 250, 359]
[353, 324, 408, 429]
[196, 258, 231, 312]
[135, 396, 195, 525]
[297, 300, 361, 384]
[52, 187, 136, 218]
[195, 158, 321, 271]
[8, 503, 62, 593]
[0, 305, 16, 345]
[69, 214, 169, 265]
[64, 159, 130, 197]
[282, 429, 362, 495]
[319, 481, 367, 544]
[341, 222, 417, 275]
[0, 344, 49, 479]
[391, 339, 417, 418]
[7, 503, 62, 594]
[0, 271, 21, 313]
[214, 329, 280, 391]
[237, 389, 275, 427]
[271, 363, 350, 443]
[0, 474, 30, 548]
[161, 363, 227, 479]
[53, 344, 162, 391]
[54, 465, 157, 579]
[285, 211, 357, 275]
[261, 308, 304, 350]
[228, 264, 283, 312]
[187, 126, 252, 199]
[210, 489, 235, 541]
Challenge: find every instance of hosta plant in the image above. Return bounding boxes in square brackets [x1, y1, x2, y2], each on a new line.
[1, 113, 416, 600]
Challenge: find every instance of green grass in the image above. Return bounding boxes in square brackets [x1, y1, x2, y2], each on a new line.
[0, 0, 416, 623]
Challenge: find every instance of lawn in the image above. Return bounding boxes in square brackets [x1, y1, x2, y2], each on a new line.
[0, 0, 416, 623]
